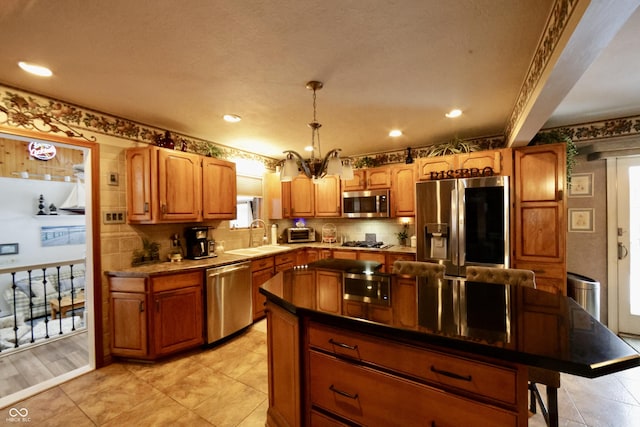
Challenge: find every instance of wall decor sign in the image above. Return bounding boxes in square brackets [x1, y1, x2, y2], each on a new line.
[28, 141, 57, 160]
[569, 173, 593, 197]
[0, 243, 19, 255]
[569, 208, 595, 233]
[40, 225, 86, 246]
[429, 166, 494, 180]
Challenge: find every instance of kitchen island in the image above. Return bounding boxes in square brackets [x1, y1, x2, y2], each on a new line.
[259, 266, 640, 426]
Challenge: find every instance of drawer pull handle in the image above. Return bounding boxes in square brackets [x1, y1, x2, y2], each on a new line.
[430, 366, 472, 382]
[329, 339, 358, 351]
[329, 385, 358, 400]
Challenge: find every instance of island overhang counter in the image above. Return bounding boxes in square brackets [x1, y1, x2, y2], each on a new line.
[259, 266, 640, 426]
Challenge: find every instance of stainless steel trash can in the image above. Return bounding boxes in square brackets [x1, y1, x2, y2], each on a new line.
[567, 272, 600, 321]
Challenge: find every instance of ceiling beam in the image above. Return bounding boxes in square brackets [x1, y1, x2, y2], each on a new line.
[506, 0, 640, 148]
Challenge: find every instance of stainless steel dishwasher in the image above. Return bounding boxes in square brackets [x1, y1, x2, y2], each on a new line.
[205, 261, 252, 344]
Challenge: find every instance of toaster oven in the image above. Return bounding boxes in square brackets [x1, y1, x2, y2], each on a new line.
[286, 227, 315, 243]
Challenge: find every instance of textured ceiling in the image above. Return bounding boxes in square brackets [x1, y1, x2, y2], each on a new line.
[0, 1, 639, 160]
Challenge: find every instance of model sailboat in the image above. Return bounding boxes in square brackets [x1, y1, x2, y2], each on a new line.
[60, 168, 86, 214]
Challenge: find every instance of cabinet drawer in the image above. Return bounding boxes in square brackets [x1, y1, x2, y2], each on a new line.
[109, 276, 147, 293]
[308, 322, 519, 405]
[151, 271, 202, 293]
[275, 252, 296, 266]
[251, 257, 274, 272]
[309, 351, 516, 426]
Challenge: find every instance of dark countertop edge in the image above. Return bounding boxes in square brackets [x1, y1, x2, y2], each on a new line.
[106, 243, 416, 276]
[259, 287, 640, 378]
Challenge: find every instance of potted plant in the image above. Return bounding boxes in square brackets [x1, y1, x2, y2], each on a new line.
[530, 130, 578, 185]
[396, 227, 409, 246]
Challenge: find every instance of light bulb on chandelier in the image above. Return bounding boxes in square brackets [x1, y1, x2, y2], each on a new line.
[279, 81, 353, 183]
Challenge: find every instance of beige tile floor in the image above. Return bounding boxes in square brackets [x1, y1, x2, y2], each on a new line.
[2, 322, 640, 426]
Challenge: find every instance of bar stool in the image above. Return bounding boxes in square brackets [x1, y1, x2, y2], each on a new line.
[392, 260, 445, 279]
[465, 266, 560, 427]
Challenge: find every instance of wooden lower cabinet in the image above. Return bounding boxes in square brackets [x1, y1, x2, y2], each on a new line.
[264, 304, 528, 426]
[252, 257, 275, 321]
[266, 302, 301, 427]
[109, 271, 204, 360]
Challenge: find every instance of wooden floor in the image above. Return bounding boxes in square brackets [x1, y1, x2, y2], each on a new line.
[0, 331, 89, 399]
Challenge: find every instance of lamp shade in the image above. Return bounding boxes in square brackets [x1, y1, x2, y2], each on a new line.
[325, 154, 342, 176]
[341, 159, 354, 181]
[280, 156, 299, 182]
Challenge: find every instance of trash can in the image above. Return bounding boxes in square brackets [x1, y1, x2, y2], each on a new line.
[567, 272, 600, 321]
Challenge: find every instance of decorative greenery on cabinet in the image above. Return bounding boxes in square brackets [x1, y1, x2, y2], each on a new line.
[530, 129, 578, 184]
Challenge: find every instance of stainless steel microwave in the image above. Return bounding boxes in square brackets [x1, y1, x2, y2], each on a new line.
[342, 189, 390, 218]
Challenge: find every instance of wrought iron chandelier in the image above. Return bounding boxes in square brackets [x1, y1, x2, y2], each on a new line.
[280, 81, 353, 183]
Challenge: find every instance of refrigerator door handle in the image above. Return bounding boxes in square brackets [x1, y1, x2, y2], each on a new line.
[451, 187, 459, 266]
[458, 184, 465, 268]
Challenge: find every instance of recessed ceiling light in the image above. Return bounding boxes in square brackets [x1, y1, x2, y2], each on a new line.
[18, 61, 52, 77]
[445, 109, 462, 118]
[304, 145, 314, 152]
[389, 130, 403, 137]
[223, 114, 241, 123]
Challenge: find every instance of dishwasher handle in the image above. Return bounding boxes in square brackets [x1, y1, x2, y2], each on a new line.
[207, 264, 250, 278]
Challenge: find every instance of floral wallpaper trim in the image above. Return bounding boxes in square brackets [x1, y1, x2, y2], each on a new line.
[505, 0, 581, 141]
[548, 116, 640, 142]
[0, 85, 279, 169]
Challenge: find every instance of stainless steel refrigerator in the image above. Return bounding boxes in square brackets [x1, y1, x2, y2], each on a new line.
[416, 176, 510, 277]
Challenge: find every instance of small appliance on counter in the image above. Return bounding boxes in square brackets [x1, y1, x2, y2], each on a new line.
[185, 226, 216, 259]
[286, 227, 315, 243]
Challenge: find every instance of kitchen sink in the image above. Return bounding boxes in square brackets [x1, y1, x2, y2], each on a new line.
[225, 245, 292, 256]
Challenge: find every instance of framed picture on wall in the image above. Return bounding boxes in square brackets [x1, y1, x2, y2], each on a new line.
[569, 173, 593, 197]
[569, 208, 595, 232]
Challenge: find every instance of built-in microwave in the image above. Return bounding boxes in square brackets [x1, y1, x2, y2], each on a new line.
[342, 189, 390, 218]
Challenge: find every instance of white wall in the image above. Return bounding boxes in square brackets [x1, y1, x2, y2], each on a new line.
[0, 177, 86, 313]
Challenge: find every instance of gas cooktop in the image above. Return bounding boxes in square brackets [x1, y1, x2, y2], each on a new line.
[342, 241, 386, 248]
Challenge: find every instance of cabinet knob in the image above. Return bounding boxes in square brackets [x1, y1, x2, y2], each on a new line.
[139, 301, 144, 312]
[144, 202, 149, 213]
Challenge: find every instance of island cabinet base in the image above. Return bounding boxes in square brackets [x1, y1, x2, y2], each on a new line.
[265, 301, 528, 426]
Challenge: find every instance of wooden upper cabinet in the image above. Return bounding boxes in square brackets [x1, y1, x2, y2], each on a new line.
[513, 143, 566, 295]
[157, 149, 202, 222]
[315, 175, 341, 217]
[417, 154, 457, 180]
[417, 149, 511, 181]
[126, 147, 154, 222]
[342, 167, 391, 191]
[202, 157, 237, 219]
[290, 175, 315, 217]
[126, 146, 237, 224]
[391, 163, 416, 217]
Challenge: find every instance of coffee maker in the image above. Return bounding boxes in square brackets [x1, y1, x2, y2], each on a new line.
[185, 226, 215, 259]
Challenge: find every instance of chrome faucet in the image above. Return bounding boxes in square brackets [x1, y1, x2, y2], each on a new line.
[249, 219, 268, 247]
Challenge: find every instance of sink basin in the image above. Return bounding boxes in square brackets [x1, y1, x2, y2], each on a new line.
[225, 245, 292, 256]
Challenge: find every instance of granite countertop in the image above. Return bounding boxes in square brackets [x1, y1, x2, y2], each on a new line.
[106, 243, 417, 276]
[259, 268, 640, 379]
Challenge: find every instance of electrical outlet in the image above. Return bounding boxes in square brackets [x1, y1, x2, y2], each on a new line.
[104, 211, 126, 224]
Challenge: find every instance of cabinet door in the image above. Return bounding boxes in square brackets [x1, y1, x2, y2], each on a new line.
[331, 250, 357, 260]
[252, 267, 274, 320]
[266, 172, 284, 219]
[202, 157, 237, 220]
[111, 291, 147, 358]
[126, 147, 153, 222]
[357, 252, 386, 272]
[290, 175, 314, 217]
[417, 154, 457, 180]
[366, 167, 391, 189]
[392, 277, 418, 328]
[391, 164, 416, 217]
[315, 175, 341, 217]
[266, 302, 301, 427]
[153, 286, 203, 356]
[457, 148, 512, 176]
[157, 149, 202, 222]
[316, 271, 342, 314]
[341, 170, 366, 191]
[513, 143, 566, 294]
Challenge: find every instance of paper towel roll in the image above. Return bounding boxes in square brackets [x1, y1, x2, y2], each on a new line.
[271, 224, 279, 245]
